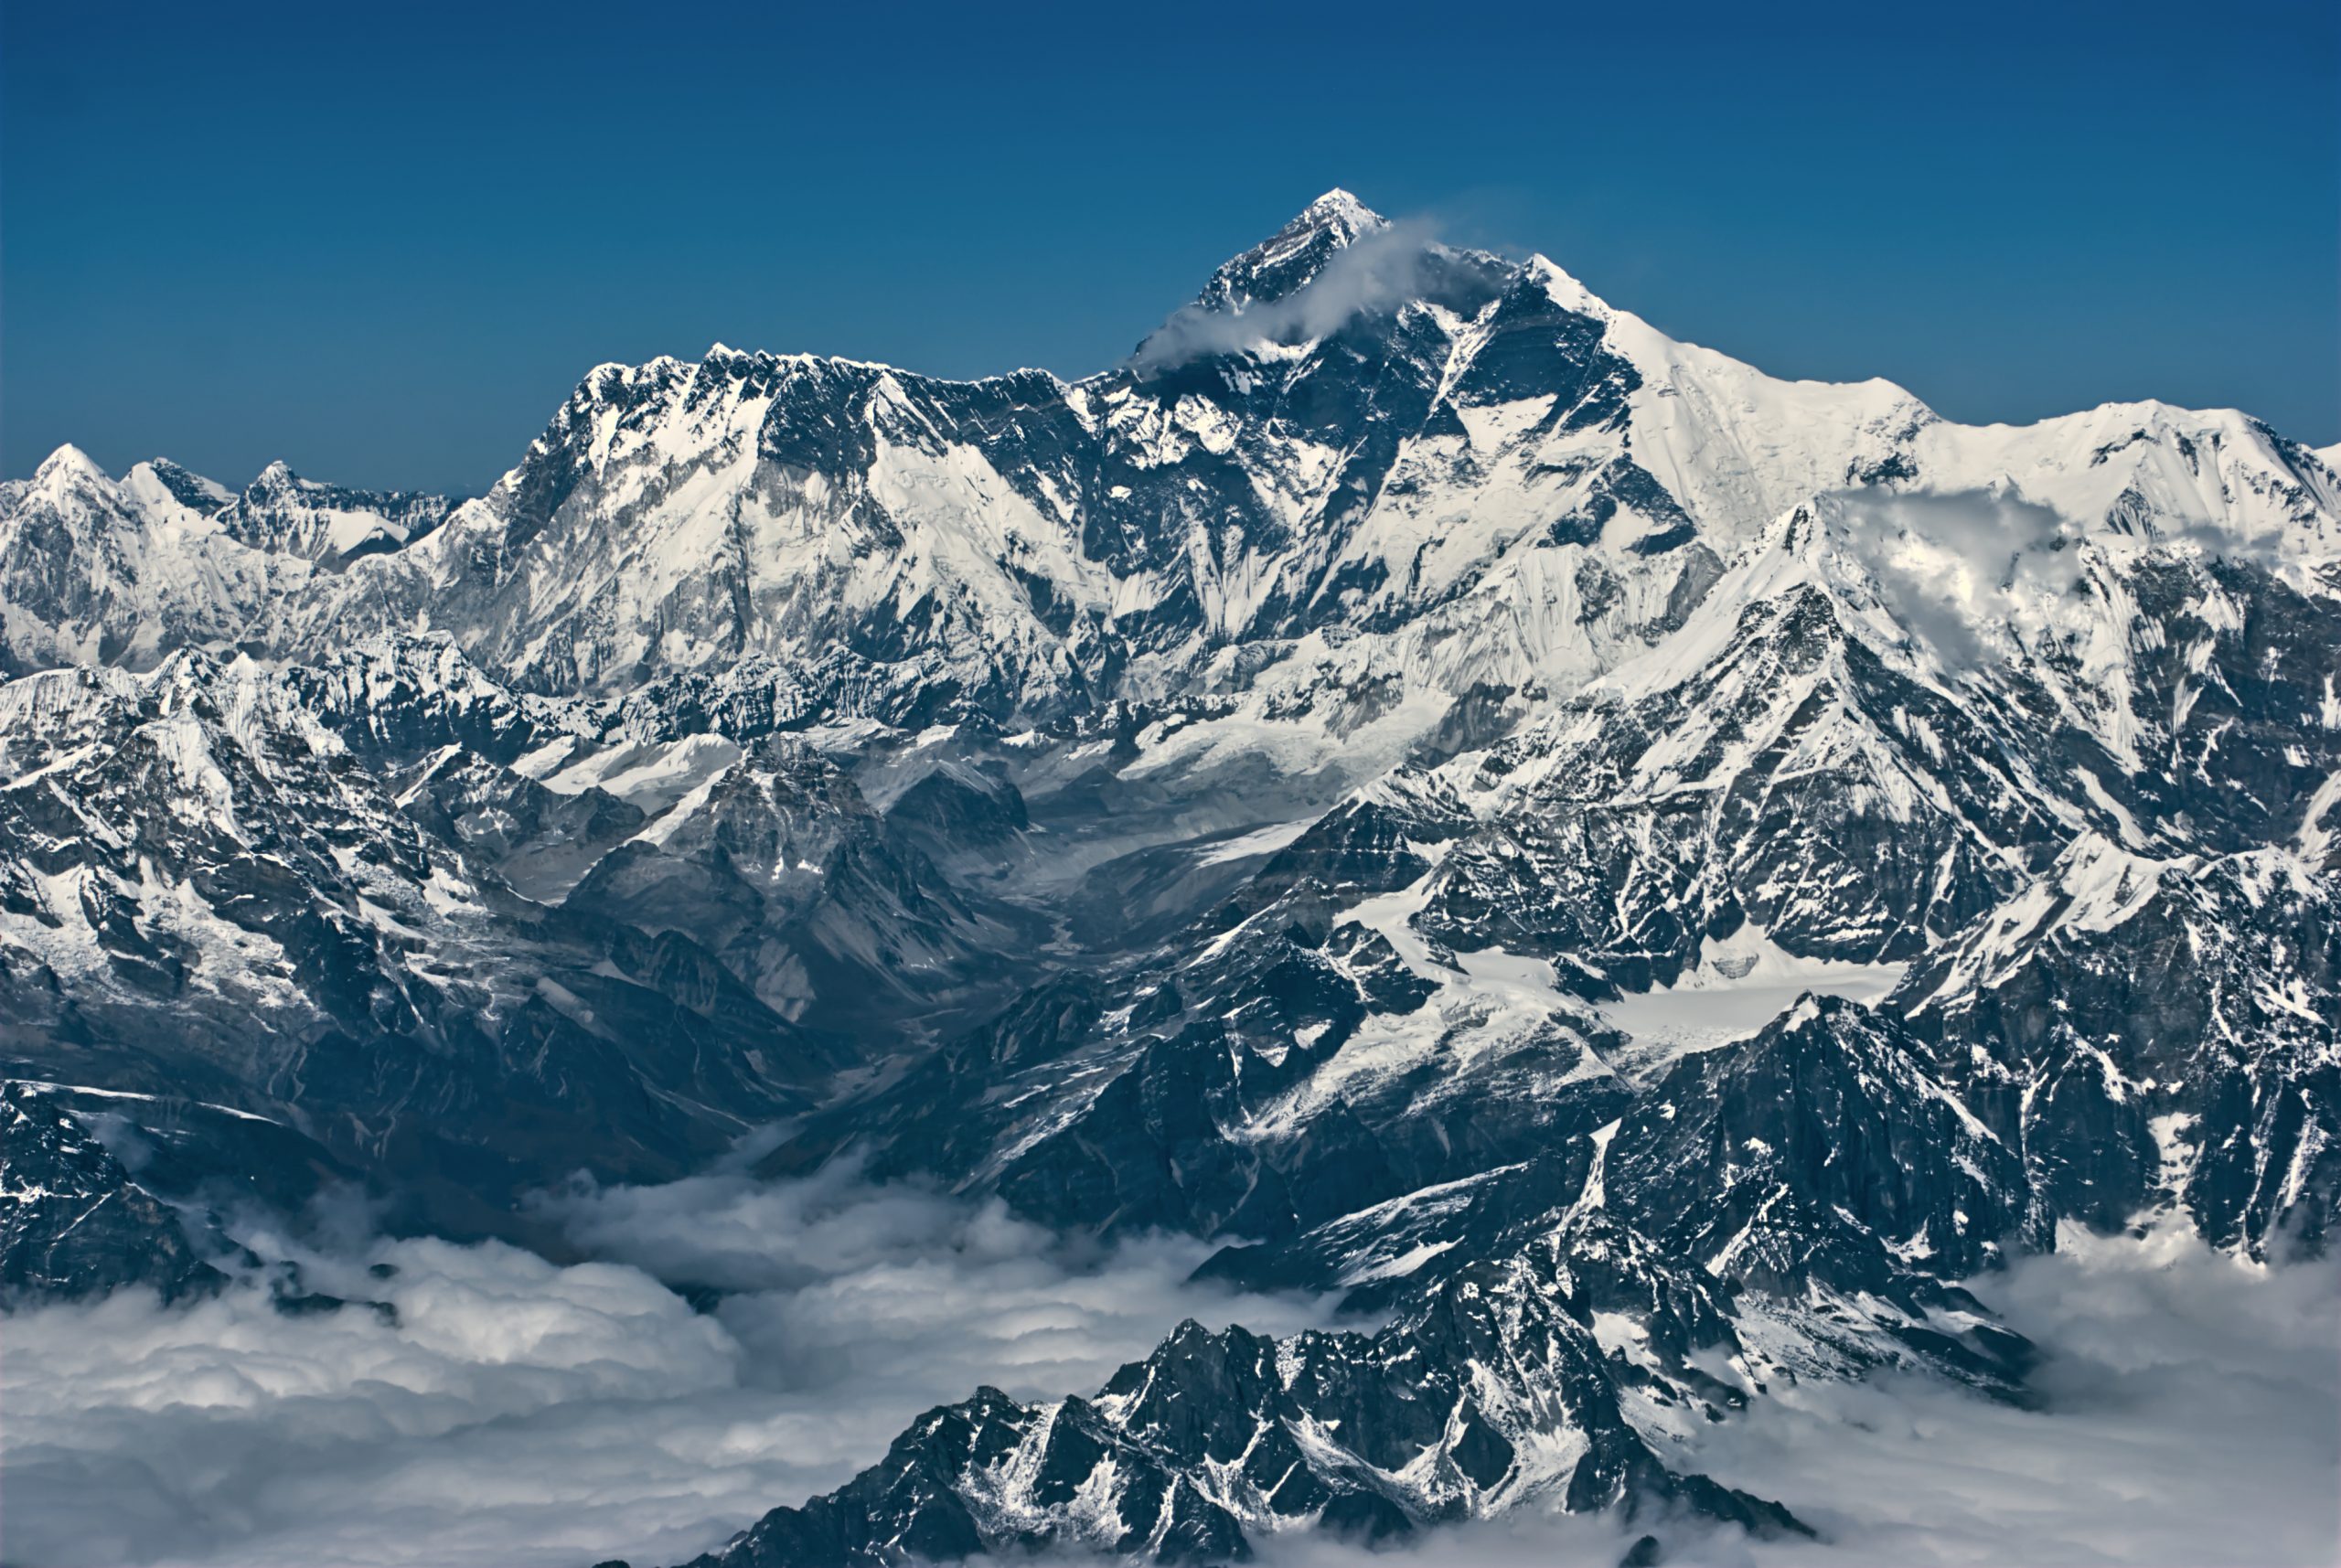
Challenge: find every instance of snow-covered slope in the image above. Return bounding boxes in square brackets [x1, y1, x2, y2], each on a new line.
[0, 648, 873, 1229]
[0, 448, 456, 674]
[0, 446, 303, 673]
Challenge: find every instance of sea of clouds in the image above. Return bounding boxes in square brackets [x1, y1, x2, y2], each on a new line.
[5, 1157, 2333, 1568]
[0, 1148, 1336, 1568]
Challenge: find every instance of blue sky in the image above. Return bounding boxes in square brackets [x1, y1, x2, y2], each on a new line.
[5, 0, 2336, 494]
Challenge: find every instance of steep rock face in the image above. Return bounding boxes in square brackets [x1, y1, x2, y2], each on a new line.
[562, 736, 1041, 1035]
[697, 1029, 2055, 1568]
[0, 452, 459, 673]
[1898, 837, 2341, 1254]
[687, 1253, 1812, 1568]
[282, 353, 1117, 714]
[0, 1080, 223, 1301]
[9, 196, 2332, 803]
[278, 633, 590, 764]
[391, 744, 647, 902]
[882, 761, 1030, 854]
[1603, 996, 2028, 1290]
[764, 848, 1629, 1251]
[1190, 187, 1392, 315]
[1416, 570, 2036, 993]
[0, 448, 299, 674]
[1406, 487, 2341, 995]
[700, 997, 2057, 1568]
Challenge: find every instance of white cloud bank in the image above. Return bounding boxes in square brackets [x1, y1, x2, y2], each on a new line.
[1700, 1222, 2341, 1568]
[0, 1154, 1336, 1568]
[1823, 485, 2086, 671]
[5, 1158, 2332, 1568]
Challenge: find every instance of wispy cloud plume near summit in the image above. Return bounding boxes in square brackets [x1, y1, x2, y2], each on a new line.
[1130, 220, 1442, 374]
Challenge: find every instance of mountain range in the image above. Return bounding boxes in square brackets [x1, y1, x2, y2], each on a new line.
[4, 189, 2336, 1567]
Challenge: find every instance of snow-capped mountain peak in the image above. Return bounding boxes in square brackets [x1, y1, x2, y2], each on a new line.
[213, 458, 457, 568]
[1297, 185, 1383, 231]
[123, 457, 237, 520]
[30, 442, 108, 494]
[10, 196, 2336, 790]
[1193, 187, 1395, 314]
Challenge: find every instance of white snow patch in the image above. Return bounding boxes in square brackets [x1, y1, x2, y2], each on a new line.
[1596, 923, 1905, 1073]
[1194, 818, 1314, 866]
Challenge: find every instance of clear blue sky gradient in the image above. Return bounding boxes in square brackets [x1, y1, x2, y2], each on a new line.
[5, 0, 2336, 494]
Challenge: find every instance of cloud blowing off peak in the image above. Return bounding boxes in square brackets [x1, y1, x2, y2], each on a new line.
[1130, 216, 1448, 374]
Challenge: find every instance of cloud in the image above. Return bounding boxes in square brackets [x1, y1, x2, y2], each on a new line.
[1822, 485, 2085, 670]
[0, 1153, 1338, 1568]
[1697, 1222, 2341, 1568]
[535, 1149, 1339, 1413]
[1820, 479, 2298, 677]
[1130, 221, 1442, 374]
[8, 1152, 2329, 1568]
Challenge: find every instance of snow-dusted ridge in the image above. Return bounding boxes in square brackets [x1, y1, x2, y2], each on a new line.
[9, 190, 2333, 757]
